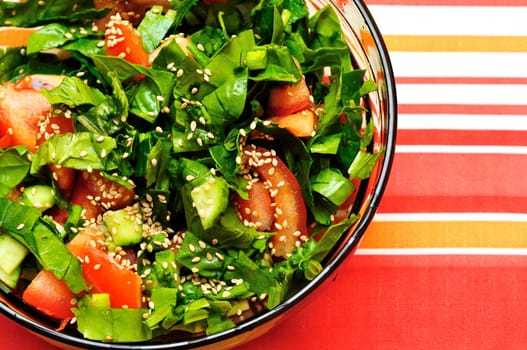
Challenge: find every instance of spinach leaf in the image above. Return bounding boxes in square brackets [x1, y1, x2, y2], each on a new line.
[0, 198, 87, 293]
[30, 132, 117, 174]
[0, 0, 109, 27]
[0, 149, 31, 197]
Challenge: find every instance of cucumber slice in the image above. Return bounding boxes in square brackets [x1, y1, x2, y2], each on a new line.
[103, 206, 143, 249]
[0, 265, 21, 289]
[20, 184, 56, 211]
[188, 176, 229, 231]
[0, 234, 28, 275]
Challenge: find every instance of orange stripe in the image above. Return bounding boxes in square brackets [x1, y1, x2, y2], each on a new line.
[383, 35, 527, 52]
[361, 221, 527, 249]
[0, 27, 37, 47]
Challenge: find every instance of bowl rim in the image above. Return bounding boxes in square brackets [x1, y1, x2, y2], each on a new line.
[0, 0, 397, 348]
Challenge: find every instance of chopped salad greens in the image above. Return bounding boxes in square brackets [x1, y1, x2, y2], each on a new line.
[0, 0, 383, 343]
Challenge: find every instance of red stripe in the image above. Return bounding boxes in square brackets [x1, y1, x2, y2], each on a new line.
[396, 77, 527, 85]
[399, 104, 527, 115]
[397, 129, 527, 147]
[365, 0, 527, 6]
[235, 255, 527, 349]
[380, 152, 527, 213]
[378, 194, 527, 213]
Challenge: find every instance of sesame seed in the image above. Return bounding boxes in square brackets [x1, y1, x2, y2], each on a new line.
[16, 223, 24, 230]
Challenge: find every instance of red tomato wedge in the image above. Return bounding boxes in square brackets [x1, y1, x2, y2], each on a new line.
[244, 145, 309, 258]
[0, 81, 50, 152]
[105, 14, 150, 66]
[268, 109, 317, 138]
[37, 110, 77, 199]
[69, 173, 103, 220]
[234, 180, 274, 232]
[70, 170, 135, 220]
[22, 269, 75, 320]
[266, 77, 314, 117]
[0, 74, 64, 152]
[76, 243, 143, 309]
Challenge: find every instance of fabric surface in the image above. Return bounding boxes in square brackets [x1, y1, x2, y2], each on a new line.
[2, 0, 526, 349]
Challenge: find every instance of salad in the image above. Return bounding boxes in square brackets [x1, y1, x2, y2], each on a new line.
[0, 0, 382, 343]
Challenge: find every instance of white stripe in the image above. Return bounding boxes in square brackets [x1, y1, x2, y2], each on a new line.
[374, 212, 527, 222]
[369, 5, 527, 36]
[390, 52, 527, 78]
[398, 114, 527, 131]
[395, 144, 527, 154]
[397, 83, 527, 105]
[356, 248, 527, 255]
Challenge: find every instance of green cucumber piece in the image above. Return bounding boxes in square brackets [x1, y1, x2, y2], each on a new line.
[20, 185, 56, 211]
[0, 265, 21, 289]
[103, 206, 143, 249]
[0, 234, 28, 275]
[186, 176, 229, 231]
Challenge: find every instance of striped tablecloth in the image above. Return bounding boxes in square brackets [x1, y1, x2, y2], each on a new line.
[2, 0, 526, 349]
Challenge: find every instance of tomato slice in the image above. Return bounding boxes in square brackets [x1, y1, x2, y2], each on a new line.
[266, 77, 314, 117]
[69, 174, 103, 220]
[267, 109, 317, 138]
[105, 14, 150, 67]
[0, 75, 64, 152]
[244, 145, 309, 258]
[22, 269, 75, 320]
[0, 132, 13, 149]
[234, 180, 274, 232]
[37, 113, 77, 199]
[67, 227, 142, 309]
[76, 243, 143, 309]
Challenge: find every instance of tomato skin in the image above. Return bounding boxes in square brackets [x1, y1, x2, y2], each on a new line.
[268, 109, 317, 138]
[245, 146, 309, 258]
[37, 113, 77, 199]
[0, 75, 65, 152]
[69, 174, 103, 220]
[81, 170, 135, 210]
[234, 180, 274, 232]
[22, 270, 75, 320]
[0, 82, 49, 152]
[266, 77, 313, 117]
[69, 170, 135, 220]
[67, 227, 143, 309]
[77, 243, 143, 309]
[105, 15, 150, 67]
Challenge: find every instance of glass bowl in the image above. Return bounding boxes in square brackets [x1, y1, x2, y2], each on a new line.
[0, 0, 396, 349]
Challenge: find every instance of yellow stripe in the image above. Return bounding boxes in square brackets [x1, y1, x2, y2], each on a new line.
[383, 35, 527, 53]
[360, 221, 527, 249]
